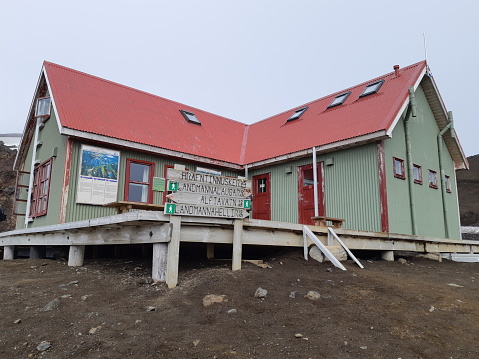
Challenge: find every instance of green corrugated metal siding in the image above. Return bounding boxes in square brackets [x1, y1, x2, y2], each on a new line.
[66, 141, 241, 222]
[249, 143, 381, 232]
[384, 84, 461, 239]
[16, 109, 68, 229]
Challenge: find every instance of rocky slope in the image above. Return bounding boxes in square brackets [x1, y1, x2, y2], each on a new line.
[0, 141, 17, 232]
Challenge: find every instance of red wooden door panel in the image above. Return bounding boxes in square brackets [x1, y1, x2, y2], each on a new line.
[252, 173, 271, 220]
[298, 163, 325, 225]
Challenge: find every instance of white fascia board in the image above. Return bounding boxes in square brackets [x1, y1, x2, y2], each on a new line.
[246, 130, 389, 169]
[42, 66, 62, 134]
[60, 127, 243, 170]
[386, 66, 427, 137]
[14, 65, 46, 170]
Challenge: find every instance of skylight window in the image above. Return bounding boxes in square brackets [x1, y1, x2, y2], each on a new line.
[359, 79, 385, 98]
[327, 92, 351, 108]
[180, 110, 201, 125]
[287, 107, 308, 122]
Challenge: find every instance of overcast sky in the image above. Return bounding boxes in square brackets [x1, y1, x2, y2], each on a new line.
[1, 0, 477, 157]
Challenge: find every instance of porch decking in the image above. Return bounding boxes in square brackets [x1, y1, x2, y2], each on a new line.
[2, 211, 479, 287]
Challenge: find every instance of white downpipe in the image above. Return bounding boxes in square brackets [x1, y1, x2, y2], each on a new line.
[312, 147, 319, 217]
[24, 118, 40, 227]
[244, 165, 249, 179]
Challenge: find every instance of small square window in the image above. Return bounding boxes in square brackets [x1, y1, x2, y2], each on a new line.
[35, 97, 51, 117]
[445, 175, 452, 193]
[180, 110, 201, 125]
[413, 164, 422, 184]
[287, 107, 308, 122]
[327, 92, 351, 108]
[393, 157, 405, 179]
[360, 80, 385, 98]
[428, 170, 438, 189]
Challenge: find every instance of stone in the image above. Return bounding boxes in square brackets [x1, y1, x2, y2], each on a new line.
[40, 298, 60, 312]
[146, 306, 156, 312]
[295, 333, 303, 338]
[36, 341, 52, 352]
[14, 319, 21, 324]
[59, 280, 79, 287]
[289, 291, 297, 299]
[89, 326, 102, 334]
[61, 294, 72, 299]
[429, 306, 435, 312]
[325, 246, 347, 261]
[203, 294, 228, 307]
[326, 268, 333, 272]
[81, 295, 92, 301]
[309, 246, 324, 263]
[305, 291, 321, 301]
[193, 340, 200, 347]
[447, 283, 464, 288]
[254, 288, 268, 298]
[227, 309, 237, 314]
[360, 346, 368, 350]
[397, 258, 407, 264]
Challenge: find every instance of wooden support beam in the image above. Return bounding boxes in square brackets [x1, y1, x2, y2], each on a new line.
[232, 219, 243, 271]
[3, 246, 14, 260]
[166, 216, 181, 288]
[29, 246, 46, 259]
[152, 243, 168, 282]
[206, 243, 214, 259]
[68, 245, 85, 267]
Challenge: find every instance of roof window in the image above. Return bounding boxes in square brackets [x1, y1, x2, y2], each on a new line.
[359, 79, 385, 98]
[180, 110, 201, 125]
[327, 92, 351, 108]
[287, 107, 308, 122]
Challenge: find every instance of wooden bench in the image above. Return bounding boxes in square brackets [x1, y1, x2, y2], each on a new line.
[104, 201, 165, 214]
[311, 216, 346, 228]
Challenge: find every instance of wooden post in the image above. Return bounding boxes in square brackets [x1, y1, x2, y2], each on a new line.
[206, 243, 215, 259]
[381, 250, 394, 261]
[232, 219, 243, 271]
[3, 246, 15, 260]
[166, 216, 181, 288]
[29, 246, 46, 259]
[152, 243, 168, 282]
[68, 245, 85, 267]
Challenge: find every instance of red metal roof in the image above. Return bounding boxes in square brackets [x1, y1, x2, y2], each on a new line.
[44, 62, 247, 164]
[242, 61, 426, 163]
[44, 61, 427, 166]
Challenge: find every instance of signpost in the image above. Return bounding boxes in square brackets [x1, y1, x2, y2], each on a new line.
[164, 168, 252, 219]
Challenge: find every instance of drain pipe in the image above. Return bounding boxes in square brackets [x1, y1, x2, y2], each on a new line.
[437, 111, 454, 238]
[312, 147, 319, 217]
[405, 87, 418, 235]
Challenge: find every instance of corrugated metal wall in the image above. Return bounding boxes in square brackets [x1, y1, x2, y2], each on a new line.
[66, 141, 241, 222]
[249, 143, 381, 232]
[384, 84, 461, 239]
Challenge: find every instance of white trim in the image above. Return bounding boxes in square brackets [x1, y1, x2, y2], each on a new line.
[246, 130, 389, 169]
[60, 127, 243, 170]
[42, 66, 63, 134]
[386, 66, 427, 137]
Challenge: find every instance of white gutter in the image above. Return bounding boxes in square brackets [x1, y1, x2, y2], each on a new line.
[312, 147, 319, 217]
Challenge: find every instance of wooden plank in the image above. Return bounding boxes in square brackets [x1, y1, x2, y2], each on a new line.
[303, 226, 347, 271]
[165, 203, 249, 219]
[152, 243, 168, 282]
[232, 219, 243, 271]
[167, 168, 251, 189]
[167, 192, 251, 210]
[327, 227, 364, 269]
[166, 216, 181, 288]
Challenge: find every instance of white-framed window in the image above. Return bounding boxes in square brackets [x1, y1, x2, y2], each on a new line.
[428, 170, 438, 189]
[393, 157, 405, 179]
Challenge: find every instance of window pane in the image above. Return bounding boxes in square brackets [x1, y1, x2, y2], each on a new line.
[36, 98, 51, 116]
[258, 178, 267, 193]
[130, 163, 150, 183]
[303, 169, 314, 186]
[129, 183, 149, 202]
[394, 159, 402, 175]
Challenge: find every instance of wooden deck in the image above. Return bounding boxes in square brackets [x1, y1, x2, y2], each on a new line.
[2, 212, 479, 287]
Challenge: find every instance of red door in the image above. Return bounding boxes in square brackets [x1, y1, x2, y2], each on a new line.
[252, 173, 271, 220]
[298, 163, 325, 225]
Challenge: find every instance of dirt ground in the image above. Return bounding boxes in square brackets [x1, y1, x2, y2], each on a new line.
[1, 247, 478, 359]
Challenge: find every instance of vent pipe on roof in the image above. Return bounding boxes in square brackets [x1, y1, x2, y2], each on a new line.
[394, 65, 400, 77]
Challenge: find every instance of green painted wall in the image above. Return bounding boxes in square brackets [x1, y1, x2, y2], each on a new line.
[65, 142, 241, 222]
[16, 106, 68, 229]
[384, 84, 461, 239]
[249, 143, 382, 232]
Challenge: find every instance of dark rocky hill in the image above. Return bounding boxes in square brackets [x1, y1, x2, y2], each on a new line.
[0, 142, 17, 232]
[457, 154, 479, 227]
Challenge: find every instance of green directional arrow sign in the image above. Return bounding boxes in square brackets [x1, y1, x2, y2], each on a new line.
[168, 182, 179, 191]
[165, 203, 176, 214]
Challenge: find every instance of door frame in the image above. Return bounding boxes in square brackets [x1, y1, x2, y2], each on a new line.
[252, 172, 271, 220]
[297, 162, 325, 224]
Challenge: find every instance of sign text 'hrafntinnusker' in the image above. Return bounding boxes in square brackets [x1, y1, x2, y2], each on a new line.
[164, 168, 252, 218]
